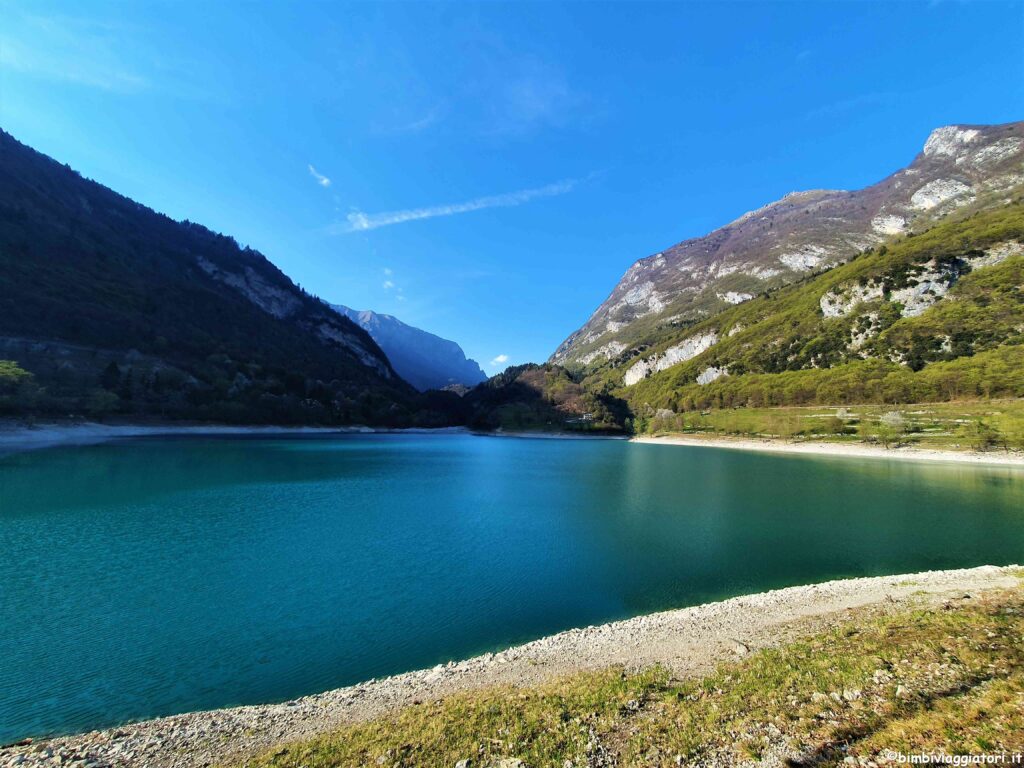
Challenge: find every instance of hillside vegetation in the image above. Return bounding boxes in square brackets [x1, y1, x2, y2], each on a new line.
[461, 364, 630, 432]
[592, 203, 1024, 415]
[645, 400, 1024, 452]
[242, 587, 1024, 768]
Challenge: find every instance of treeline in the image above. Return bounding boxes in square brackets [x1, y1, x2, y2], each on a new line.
[633, 345, 1024, 413]
[463, 364, 631, 432]
[642, 401, 1024, 453]
[0, 353, 464, 427]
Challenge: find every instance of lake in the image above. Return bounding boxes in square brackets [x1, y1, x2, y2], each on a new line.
[1, 432, 1023, 742]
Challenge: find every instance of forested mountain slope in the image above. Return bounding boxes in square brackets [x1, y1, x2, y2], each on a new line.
[0, 130, 452, 425]
[609, 202, 1024, 413]
[461, 363, 629, 432]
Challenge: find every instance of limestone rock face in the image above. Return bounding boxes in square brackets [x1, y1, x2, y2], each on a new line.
[820, 283, 885, 319]
[819, 241, 1023, 330]
[623, 332, 719, 386]
[910, 179, 973, 211]
[696, 366, 728, 385]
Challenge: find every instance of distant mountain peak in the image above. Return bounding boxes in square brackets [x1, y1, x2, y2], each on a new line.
[923, 125, 983, 157]
[331, 305, 486, 392]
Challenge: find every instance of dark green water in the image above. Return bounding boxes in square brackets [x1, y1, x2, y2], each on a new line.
[1, 433, 1023, 742]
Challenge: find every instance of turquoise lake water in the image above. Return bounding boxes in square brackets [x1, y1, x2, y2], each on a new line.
[1, 432, 1023, 742]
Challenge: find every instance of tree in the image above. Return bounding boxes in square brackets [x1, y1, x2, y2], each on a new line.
[0, 360, 31, 393]
[958, 419, 1001, 452]
[85, 389, 120, 416]
[100, 361, 121, 390]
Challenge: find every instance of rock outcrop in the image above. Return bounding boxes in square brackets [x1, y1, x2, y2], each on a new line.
[623, 331, 719, 386]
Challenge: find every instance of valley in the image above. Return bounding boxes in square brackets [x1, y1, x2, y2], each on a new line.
[3, 3, 1024, 765]
[3, 122, 1023, 457]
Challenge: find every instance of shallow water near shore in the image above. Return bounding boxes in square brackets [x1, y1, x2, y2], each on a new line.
[2, 432, 1023, 742]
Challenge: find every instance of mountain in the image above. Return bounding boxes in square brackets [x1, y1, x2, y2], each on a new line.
[0, 130, 457, 426]
[552, 122, 1024, 367]
[601, 201, 1024, 415]
[330, 305, 486, 392]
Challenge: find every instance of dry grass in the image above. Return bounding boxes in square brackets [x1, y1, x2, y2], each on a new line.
[237, 589, 1024, 767]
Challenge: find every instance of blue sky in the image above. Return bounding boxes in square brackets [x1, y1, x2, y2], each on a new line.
[1, 0, 1021, 371]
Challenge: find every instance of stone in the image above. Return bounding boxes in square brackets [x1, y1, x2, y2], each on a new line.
[731, 639, 751, 656]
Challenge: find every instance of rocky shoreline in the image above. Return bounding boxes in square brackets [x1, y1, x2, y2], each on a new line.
[2, 565, 1020, 768]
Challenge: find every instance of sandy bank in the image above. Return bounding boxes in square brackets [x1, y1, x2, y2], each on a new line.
[3, 565, 1020, 768]
[632, 433, 1024, 467]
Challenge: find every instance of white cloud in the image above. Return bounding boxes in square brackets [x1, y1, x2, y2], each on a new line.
[489, 354, 509, 368]
[0, 13, 148, 92]
[339, 178, 580, 233]
[805, 91, 897, 120]
[492, 60, 578, 136]
[308, 164, 331, 188]
[392, 105, 442, 134]
[382, 280, 395, 290]
[383, 267, 393, 276]
[460, 45, 592, 137]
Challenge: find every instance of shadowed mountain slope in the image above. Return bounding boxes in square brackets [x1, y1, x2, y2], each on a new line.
[0, 130, 448, 425]
[331, 305, 486, 392]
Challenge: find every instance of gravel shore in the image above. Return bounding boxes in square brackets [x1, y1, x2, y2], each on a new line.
[632, 434, 1024, 466]
[2, 565, 1020, 768]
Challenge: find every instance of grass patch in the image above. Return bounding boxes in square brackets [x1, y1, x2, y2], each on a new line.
[239, 590, 1024, 767]
[646, 398, 1024, 452]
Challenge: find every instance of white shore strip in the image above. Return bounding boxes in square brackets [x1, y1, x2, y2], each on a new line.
[485, 429, 629, 440]
[2, 565, 1020, 768]
[0, 422, 468, 455]
[632, 433, 1024, 466]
